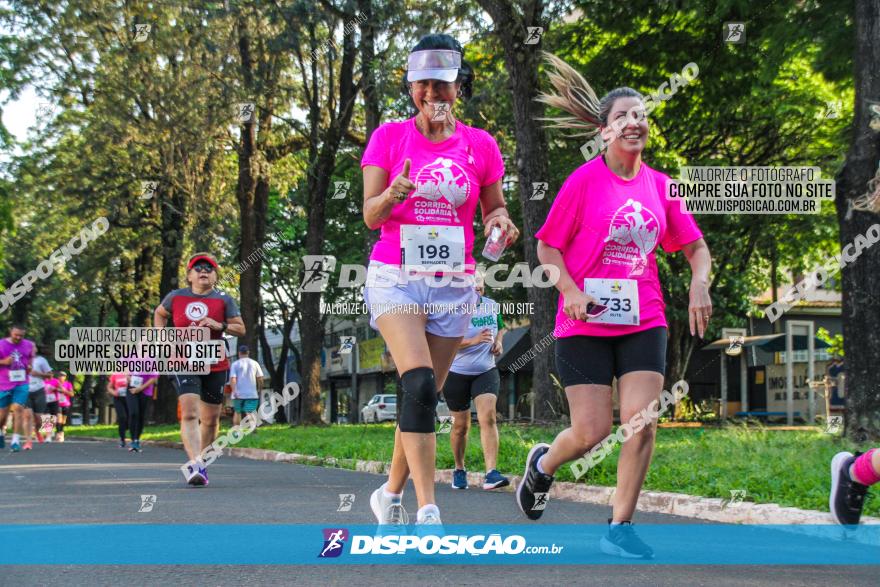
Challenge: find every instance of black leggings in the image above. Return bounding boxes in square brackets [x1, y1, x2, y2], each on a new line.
[113, 396, 129, 441]
[57, 407, 70, 432]
[125, 393, 149, 441]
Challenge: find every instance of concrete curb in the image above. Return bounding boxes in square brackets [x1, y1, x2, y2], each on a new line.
[74, 435, 880, 542]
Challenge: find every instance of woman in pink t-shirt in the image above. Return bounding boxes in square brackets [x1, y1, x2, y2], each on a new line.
[54, 372, 74, 442]
[107, 373, 130, 448]
[515, 56, 712, 559]
[361, 34, 519, 527]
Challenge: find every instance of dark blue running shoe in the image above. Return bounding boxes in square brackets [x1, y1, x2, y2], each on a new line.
[451, 468, 468, 490]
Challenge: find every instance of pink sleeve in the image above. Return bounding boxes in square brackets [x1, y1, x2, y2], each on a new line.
[477, 130, 505, 186]
[361, 123, 390, 172]
[658, 172, 703, 252]
[535, 174, 584, 252]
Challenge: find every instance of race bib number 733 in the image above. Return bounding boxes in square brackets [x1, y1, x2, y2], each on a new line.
[583, 278, 640, 325]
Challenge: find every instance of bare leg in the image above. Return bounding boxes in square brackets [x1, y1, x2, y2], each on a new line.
[11, 404, 24, 436]
[199, 402, 222, 450]
[612, 371, 663, 522]
[376, 312, 461, 509]
[24, 407, 33, 441]
[450, 409, 470, 470]
[233, 411, 241, 426]
[539, 384, 613, 475]
[474, 394, 499, 472]
[179, 395, 201, 461]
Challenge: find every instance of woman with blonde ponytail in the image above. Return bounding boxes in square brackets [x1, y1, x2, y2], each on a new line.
[515, 53, 713, 559]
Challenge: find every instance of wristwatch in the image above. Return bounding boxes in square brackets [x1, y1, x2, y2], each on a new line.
[221, 321, 228, 332]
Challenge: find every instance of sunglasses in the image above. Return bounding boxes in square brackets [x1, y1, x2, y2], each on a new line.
[192, 263, 215, 273]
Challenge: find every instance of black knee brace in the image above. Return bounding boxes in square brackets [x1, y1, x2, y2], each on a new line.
[399, 367, 438, 433]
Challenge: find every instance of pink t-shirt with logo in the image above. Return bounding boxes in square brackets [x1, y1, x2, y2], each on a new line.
[57, 380, 74, 407]
[44, 378, 59, 403]
[361, 118, 505, 272]
[536, 157, 703, 338]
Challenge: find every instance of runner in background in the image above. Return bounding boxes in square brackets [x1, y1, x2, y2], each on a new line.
[42, 373, 59, 442]
[126, 371, 158, 452]
[54, 371, 74, 442]
[0, 325, 36, 452]
[107, 373, 130, 448]
[361, 34, 519, 527]
[43, 373, 60, 441]
[154, 252, 245, 487]
[25, 345, 52, 448]
[443, 272, 509, 490]
[515, 55, 711, 559]
[229, 345, 263, 427]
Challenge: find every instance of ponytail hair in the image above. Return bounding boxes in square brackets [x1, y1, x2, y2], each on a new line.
[536, 52, 643, 136]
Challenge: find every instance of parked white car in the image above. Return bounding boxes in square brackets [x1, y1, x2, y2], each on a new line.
[362, 394, 397, 423]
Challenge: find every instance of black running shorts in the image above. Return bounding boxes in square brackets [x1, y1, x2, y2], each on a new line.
[173, 371, 228, 405]
[555, 327, 667, 387]
[442, 368, 501, 412]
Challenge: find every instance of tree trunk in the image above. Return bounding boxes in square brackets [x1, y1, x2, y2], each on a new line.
[477, 0, 558, 421]
[154, 183, 187, 423]
[836, 0, 880, 442]
[299, 20, 360, 425]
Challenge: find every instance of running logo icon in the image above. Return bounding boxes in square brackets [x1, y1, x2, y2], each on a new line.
[332, 182, 350, 200]
[339, 336, 355, 355]
[723, 22, 745, 44]
[318, 528, 349, 558]
[530, 182, 548, 201]
[299, 255, 336, 293]
[237, 102, 256, 123]
[437, 416, 452, 434]
[524, 26, 543, 45]
[337, 494, 355, 512]
[532, 493, 549, 511]
[825, 415, 843, 434]
[133, 24, 151, 43]
[139, 495, 157, 513]
[721, 489, 746, 509]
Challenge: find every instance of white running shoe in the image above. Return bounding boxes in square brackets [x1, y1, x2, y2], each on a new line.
[370, 484, 409, 526]
[415, 505, 444, 538]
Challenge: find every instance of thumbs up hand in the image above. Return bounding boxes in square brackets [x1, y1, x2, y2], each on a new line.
[389, 159, 416, 202]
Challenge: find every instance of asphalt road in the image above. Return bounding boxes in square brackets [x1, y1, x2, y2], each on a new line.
[0, 439, 876, 586]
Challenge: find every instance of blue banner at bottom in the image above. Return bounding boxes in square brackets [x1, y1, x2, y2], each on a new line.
[1, 524, 878, 565]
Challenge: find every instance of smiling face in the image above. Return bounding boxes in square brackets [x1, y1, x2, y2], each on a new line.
[187, 262, 218, 289]
[9, 327, 24, 344]
[410, 78, 460, 123]
[601, 96, 649, 157]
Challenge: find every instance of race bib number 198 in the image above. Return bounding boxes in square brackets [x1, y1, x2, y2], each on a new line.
[400, 225, 465, 272]
[584, 278, 640, 325]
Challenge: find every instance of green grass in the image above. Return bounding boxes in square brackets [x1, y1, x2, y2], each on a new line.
[68, 422, 879, 516]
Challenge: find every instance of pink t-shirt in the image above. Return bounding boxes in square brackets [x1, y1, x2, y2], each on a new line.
[361, 118, 505, 272]
[44, 378, 59, 403]
[109, 373, 128, 396]
[535, 157, 703, 337]
[57, 381, 73, 407]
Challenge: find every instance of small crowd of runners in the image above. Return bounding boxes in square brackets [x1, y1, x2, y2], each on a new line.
[3, 31, 878, 562]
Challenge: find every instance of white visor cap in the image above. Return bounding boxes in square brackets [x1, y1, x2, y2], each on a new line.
[407, 49, 462, 83]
